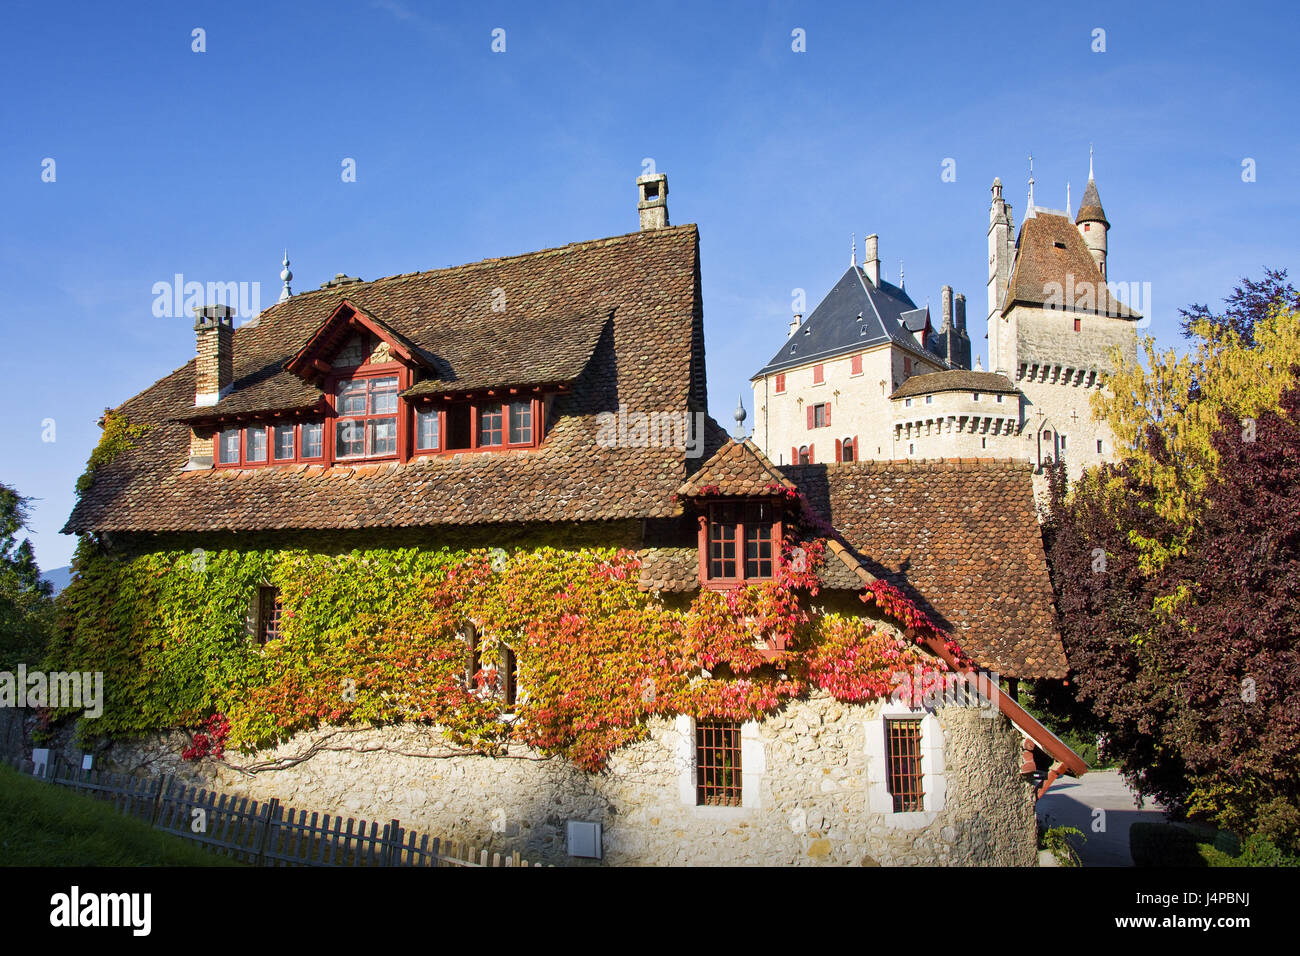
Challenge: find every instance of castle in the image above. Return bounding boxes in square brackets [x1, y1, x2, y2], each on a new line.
[750, 155, 1140, 496]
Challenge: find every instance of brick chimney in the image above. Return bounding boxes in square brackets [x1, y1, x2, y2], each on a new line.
[193, 304, 234, 407]
[954, 292, 967, 332]
[637, 173, 669, 230]
[187, 304, 234, 470]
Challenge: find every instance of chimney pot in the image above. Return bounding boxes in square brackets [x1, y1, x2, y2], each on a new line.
[637, 173, 669, 231]
[788, 313, 802, 338]
[863, 234, 880, 286]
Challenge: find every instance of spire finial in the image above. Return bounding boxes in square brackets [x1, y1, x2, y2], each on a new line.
[1089, 143, 1095, 181]
[851, 232, 857, 268]
[279, 249, 293, 302]
[899, 260, 905, 290]
[1066, 180, 1072, 218]
[732, 394, 748, 440]
[1027, 153, 1035, 212]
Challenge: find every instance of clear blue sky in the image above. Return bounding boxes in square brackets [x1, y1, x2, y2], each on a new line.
[2, 0, 1296, 572]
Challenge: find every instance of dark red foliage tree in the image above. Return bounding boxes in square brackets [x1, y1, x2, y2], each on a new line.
[1179, 268, 1300, 348]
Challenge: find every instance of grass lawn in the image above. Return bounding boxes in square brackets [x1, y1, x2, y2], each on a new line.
[0, 763, 238, 866]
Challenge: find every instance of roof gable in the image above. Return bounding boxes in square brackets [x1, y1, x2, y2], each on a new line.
[1004, 213, 1139, 319]
[283, 300, 433, 385]
[677, 439, 797, 497]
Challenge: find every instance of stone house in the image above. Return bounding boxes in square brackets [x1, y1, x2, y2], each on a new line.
[59, 174, 1084, 866]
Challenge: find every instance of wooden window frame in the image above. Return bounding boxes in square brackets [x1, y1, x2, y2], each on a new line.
[215, 420, 326, 469]
[255, 586, 283, 646]
[330, 364, 404, 464]
[885, 717, 924, 812]
[696, 719, 743, 807]
[410, 396, 544, 457]
[698, 499, 782, 589]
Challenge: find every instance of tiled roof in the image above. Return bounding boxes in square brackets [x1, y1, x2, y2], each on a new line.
[677, 439, 797, 497]
[65, 225, 708, 534]
[1003, 213, 1139, 319]
[781, 459, 1067, 679]
[890, 370, 1019, 400]
[752, 266, 939, 378]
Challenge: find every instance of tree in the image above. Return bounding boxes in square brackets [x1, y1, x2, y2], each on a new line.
[1179, 268, 1300, 348]
[1095, 287, 1300, 572]
[0, 482, 54, 669]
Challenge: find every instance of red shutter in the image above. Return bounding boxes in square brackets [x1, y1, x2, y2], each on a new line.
[807, 405, 814, 429]
[851, 354, 863, 375]
[825, 404, 831, 427]
[776, 373, 785, 393]
[854, 435, 859, 460]
[791, 446, 798, 465]
[813, 364, 824, 384]
[807, 444, 814, 464]
[835, 439, 842, 462]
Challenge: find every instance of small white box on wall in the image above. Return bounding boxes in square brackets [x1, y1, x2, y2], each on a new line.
[567, 820, 602, 859]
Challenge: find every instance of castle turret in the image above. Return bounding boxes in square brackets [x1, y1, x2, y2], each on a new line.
[987, 178, 1015, 372]
[1075, 150, 1109, 279]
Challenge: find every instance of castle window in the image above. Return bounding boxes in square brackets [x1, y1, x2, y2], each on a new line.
[925, 395, 933, 405]
[812, 364, 824, 385]
[850, 354, 863, 376]
[696, 719, 743, 807]
[808, 402, 830, 429]
[256, 586, 283, 645]
[774, 373, 786, 394]
[501, 644, 518, 708]
[1097, 439, 1103, 454]
[840, 437, 855, 462]
[885, 718, 925, 812]
[904, 398, 912, 408]
[908, 443, 914, 455]
[1074, 317, 1082, 332]
[462, 623, 481, 689]
[972, 392, 981, 401]
[797, 445, 810, 465]
[996, 394, 1005, 404]
[981, 437, 987, 449]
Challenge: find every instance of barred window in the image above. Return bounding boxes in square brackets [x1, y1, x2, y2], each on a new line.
[696, 720, 742, 806]
[885, 718, 924, 812]
[257, 586, 283, 645]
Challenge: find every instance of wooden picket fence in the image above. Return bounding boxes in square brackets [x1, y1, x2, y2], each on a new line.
[5, 754, 545, 867]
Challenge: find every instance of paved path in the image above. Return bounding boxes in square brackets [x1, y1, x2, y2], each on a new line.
[1036, 769, 1166, 866]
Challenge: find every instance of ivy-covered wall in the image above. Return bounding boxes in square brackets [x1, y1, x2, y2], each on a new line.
[47, 525, 952, 773]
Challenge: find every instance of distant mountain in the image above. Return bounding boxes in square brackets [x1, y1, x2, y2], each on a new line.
[40, 565, 73, 596]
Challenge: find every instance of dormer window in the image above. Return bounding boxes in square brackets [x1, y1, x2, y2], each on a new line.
[700, 500, 780, 587]
[334, 374, 399, 460]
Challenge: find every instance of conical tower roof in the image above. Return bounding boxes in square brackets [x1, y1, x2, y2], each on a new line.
[1075, 177, 1108, 228]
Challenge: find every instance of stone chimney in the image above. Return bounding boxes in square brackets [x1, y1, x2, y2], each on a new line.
[954, 293, 967, 332]
[194, 304, 234, 407]
[637, 173, 669, 230]
[940, 285, 953, 330]
[863, 234, 880, 286]
[788, 313, 802, 338]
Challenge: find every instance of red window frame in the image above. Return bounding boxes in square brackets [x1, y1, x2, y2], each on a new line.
[331, 365, 403, 463]
[409, 397, 543, 457]
[215, 420, 326, 469]
[698, 499, 782, 588]
[256, 586, 283, 645]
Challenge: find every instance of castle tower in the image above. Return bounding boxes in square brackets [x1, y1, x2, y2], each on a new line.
[1075, 150, 1109, 279]
[987, 178, 1015, 372]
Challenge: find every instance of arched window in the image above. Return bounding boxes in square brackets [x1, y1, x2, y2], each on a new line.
[798, 445, 810, 465]
[841, 437, 855, 462]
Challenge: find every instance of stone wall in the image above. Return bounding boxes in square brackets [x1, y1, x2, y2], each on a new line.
[12, 693, 1038, 867]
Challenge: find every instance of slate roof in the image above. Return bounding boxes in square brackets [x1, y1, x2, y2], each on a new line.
[782, 459, 1066, 679]
[64, 225, 709, 534]
[1074, 178, 1108, 227]
[1003, 213, 1139, 319]
[890, 370, 1019, 401]
[752, 266, 940, 378]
